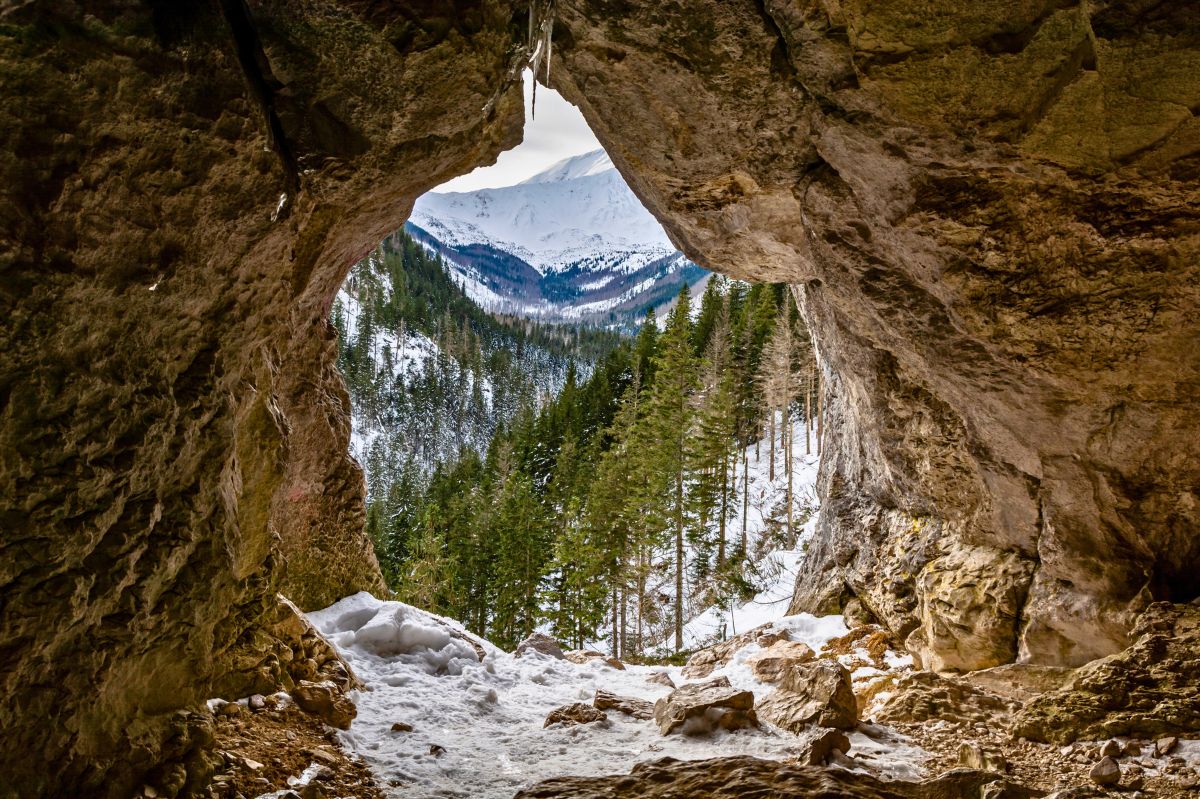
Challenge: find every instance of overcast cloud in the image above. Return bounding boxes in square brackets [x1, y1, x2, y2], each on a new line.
[435, 71, 602, 193]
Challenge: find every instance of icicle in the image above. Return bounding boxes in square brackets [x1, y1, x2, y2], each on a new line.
[545, 18, 552, 86]
[527, 0, 554, 120]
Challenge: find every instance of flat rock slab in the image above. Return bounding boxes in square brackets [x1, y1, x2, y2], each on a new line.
[594, 690, 654, 720]
[514, 755, 1042, 798]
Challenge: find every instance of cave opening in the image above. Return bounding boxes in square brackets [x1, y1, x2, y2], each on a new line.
[328, 60, 827, 661]
[6, 2, 1200, 796]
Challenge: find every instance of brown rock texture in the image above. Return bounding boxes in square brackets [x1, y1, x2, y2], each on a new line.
[543, 702, 608, 728]
[653, 676, 758, 735]
[515, 756, 1041, 799]
[593, 689, 655, 720]
[1014, 602, 1200, 744]
[758, 659, 859, 731]
[0, 2, 520, 796]
[548, 0, 1200, 672]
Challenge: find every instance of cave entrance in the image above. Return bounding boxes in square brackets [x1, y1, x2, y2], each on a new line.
[328, 68, 825, 658]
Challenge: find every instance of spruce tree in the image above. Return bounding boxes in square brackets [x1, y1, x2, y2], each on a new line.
[645, 285, 698, 652]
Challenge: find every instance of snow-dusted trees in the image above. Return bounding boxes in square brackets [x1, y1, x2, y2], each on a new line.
[347, 259, 825, 656]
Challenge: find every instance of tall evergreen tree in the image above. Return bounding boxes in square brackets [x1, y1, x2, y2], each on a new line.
[644, 285, 698, 652]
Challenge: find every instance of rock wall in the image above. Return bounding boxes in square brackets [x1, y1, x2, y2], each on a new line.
[1, 0, 1197, 795]
[547, 1, 1200, 670]
[0, 2, 521, 796]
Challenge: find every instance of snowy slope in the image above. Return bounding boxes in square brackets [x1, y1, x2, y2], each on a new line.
[310, 593, 928, 798]
[408, 150, 707, 326]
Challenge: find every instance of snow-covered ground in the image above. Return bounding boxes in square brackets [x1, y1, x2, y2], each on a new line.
[635, 417, 820, 654]
[309, 593, 927, 799]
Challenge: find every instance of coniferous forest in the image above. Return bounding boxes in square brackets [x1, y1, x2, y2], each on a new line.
[335, 231, 821, 657]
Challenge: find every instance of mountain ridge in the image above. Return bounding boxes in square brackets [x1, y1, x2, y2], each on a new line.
[408, 150, 706, 327]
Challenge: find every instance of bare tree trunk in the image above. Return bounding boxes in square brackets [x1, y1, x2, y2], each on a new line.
[612, 586, 619, 657]
[637, 547, 646, 656]
[741, 447, 749, 552]
[619, 584, 627, 660]
[675, 462, 685, 653]
[768, 409, 776, 481]
[718, 451, 729, 568]
[804, 371, 812, 456]
[817, 370, 823, 456]
[786, 405, 794, 541]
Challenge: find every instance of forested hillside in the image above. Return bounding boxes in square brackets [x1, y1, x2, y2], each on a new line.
[332, 231, 622, 545]
[364, 274, 823, 655]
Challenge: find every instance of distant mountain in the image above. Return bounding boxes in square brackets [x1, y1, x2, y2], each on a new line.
[407, 150, 708, 327]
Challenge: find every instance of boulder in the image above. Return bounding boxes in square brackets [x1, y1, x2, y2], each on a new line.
[682, 624, 792, 678]
[959, 742, 1008, 773]
[544, 703, 607, 728]
[758, 660, 857, 731]
[747, 640, 815, 683]
[1156, 736, 1178, 756]
[593, 690, 654, 720]
[795, 727, 852, 766]
[1089, 756, 1121, 786]
[515, 633, 566, 660]
[681, 649, 719, 680]
[292, 681, 356, 730]
[646, 671, 676, 689]
[653, 677, 757, 735]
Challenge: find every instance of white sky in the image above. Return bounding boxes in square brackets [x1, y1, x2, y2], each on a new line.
[435, 70, 602, 193]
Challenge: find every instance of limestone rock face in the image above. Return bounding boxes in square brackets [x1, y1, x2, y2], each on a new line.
[872, 671, 1017, 726]
[210, 594, 359, 701]
[0, 3, 520, 796]
[1014, 602, 1200, 744]
[549, 0, 1200, 672]
[905, 546, 1036, 672]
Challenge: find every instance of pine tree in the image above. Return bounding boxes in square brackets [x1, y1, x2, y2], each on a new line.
[644, 285, 698, 652]
[689, 291, 738, 577]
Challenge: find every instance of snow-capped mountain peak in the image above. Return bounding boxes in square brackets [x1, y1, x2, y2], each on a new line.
[407, 147, 706, 327]
[410, 148, 672, 275]
[517, 149, 613, 184]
